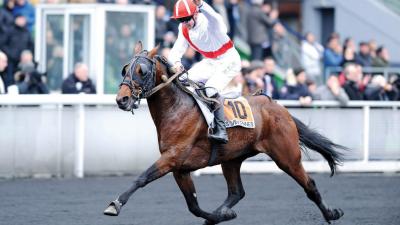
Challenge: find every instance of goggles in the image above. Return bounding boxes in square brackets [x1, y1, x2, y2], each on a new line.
[177, 16, 193, 23]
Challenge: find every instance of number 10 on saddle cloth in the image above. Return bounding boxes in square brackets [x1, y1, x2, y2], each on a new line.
[223, 97, 255, 129]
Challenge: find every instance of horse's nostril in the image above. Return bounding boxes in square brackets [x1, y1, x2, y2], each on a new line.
[122, 96, 129, 103]
[117, 96, 129, 105]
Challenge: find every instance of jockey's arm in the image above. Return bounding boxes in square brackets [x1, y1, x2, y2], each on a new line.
[169, 25, 189, 71]
[197, 1, 228, 34]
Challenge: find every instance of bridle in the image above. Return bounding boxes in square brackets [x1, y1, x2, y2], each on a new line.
[119, 51, 185, 112]
[120, 51, 156, 100]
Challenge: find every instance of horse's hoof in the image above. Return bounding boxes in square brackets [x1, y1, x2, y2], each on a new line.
[215, 206, 237, 222]
[103, 200, 122, 216]
[324, 208, 344, 222]
[203, 207, 237, 225]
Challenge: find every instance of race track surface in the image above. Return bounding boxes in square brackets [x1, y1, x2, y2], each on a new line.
[0, 173, 399, 225]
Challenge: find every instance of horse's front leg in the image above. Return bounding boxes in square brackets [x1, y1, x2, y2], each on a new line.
[173, 171, 237, 224]
[204, 161, 244, 225]
[104, 153, 174, 216]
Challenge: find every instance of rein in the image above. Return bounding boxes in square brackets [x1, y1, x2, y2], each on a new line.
[121, 54, 219, 113]
[143, 69, 185, 98]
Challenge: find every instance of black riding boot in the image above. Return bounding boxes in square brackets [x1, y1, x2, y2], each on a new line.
[209, 96, 228, 144]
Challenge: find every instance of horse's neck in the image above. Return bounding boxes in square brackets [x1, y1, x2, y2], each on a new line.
[147, 83, 195, 127]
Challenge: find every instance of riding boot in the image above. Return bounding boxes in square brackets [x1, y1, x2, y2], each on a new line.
[209, 96, 228, 144]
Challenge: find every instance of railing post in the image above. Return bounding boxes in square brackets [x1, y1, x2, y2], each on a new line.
[363, 105, 370, 163]
[74, 103, 85, 178]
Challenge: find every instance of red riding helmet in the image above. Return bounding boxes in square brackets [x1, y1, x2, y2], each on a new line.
[171, 0, 197, 19]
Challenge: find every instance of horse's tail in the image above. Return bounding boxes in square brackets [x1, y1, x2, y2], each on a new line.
[292, 116, 347, 177]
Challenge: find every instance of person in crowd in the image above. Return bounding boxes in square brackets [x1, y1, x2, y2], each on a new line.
[391, 75, 400, 101]
[0, 0, 15, 51]
[368, 39, 377, 59]
[364, 75, 398, 101]
[168, 0, 241, 143]
[372, 46, 390, 68]
[246, 0, 278, 61]
[2, 13, 34, 88]
[0, 51, 8, 94]
[263, 57, 281, 99]
[343, 37, 356, 52]
[340, 43, 356, 67]
[342, 63, 364, 100]
[355, 42, 372, 67]
[62, 62, 96, 94]
[244, 60, 264, 95]
[280, 68, 313, 105]
[14, 50, 49, 94]
[323, 35, 343, 78]
[301, 32, 324, 85]
[13, 0, 35, 34]
[155, 5, 169, 46]
[212, 0, 230, 35]
[313, 75, 349, 105]
[181, 48, 197, 70]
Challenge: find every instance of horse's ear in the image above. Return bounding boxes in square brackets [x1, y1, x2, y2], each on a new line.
[148, 44, 160, 58]
[134, 41, 143, 55]
[121, 63, 130, 77]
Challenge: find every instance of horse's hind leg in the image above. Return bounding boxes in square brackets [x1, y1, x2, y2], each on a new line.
[203, 160, 245, 225]
[173, 171, 237, 224]
[270, 146, 344, 223]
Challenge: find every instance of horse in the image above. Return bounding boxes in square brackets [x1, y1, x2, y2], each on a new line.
[104, 42, 346, 225]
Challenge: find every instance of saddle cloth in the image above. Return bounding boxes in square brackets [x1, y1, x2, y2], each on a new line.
[186, 86, 255, 129]
[223, 97, 255, 128]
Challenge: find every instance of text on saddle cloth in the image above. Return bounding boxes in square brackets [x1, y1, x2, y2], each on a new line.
[223, 97, 255, 129]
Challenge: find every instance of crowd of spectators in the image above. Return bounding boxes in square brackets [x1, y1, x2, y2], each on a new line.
[0, 0, 399, 103]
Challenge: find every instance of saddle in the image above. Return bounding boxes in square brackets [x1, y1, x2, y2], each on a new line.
[175, 75, 255, 129]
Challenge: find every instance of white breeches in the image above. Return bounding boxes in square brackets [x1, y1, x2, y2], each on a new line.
[187, 48, 241, 95]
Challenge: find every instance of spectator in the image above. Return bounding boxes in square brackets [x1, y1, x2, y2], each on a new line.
[391, 75, 400, 101]
[227, 0, 250, 53]
[343, 37, 356, 52]
[13, 0, 35, 34]
[355, 42, 372, 67]
[368, 39, 377, 59]
[313, 75, 349, 105]
[0, 51, 7, 94]
[280, 68, 313, 105]
[2, 13, 34, 88]
[181, 48, 197, 70]
[62, 62, 96, 94]
[14, 50, 49, 94]
[212, 0, 230, 35]
[0, 0, 15, 51]
[372, 46, 390, 68]
[244, 60, 264, 94]
[323, 35, 343, 78]
[263, 57, 281, 99]
[364, 75, 398, 101]
[246, 0, 277, 61]
[342, 63, 364, 100]
[340, 44, 356, 67]
[155, 5, 169, 46]
[301, 32, 324, 85]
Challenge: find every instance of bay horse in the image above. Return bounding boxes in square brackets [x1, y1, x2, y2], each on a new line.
[104, 42, 346, 224]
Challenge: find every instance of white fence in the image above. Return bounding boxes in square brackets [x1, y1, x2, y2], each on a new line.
[0, 94, 399, 178]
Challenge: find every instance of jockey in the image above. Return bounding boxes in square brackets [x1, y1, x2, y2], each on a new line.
[169, 0, 241, 144]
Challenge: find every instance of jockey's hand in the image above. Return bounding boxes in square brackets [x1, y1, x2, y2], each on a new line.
[173, 62, 185, 74]
[193, 0, 202, 7]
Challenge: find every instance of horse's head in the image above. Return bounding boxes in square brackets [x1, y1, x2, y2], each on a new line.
[116, 41, 172, 111]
